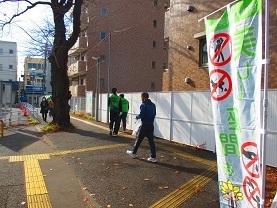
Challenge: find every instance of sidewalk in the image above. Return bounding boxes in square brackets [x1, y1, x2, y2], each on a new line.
[0, 113, 220, 208]
[42, 116, 219, 208]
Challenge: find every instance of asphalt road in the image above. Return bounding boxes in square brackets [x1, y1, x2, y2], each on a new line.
[0, 116, 220, 208]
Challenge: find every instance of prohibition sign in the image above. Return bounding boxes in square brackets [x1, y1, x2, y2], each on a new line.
[210, 69, 232, 101]
[209, 33, 232, 66]
[243, 176, 261, 208]
[241, 142, 260, 178]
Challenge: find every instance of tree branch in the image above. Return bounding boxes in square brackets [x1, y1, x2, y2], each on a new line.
[67, 0, 83, 49]
[2, 0, 51, 29]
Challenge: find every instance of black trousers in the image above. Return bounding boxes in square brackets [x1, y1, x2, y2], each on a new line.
[133, 123, 156, 158]
[42, 112, 47, 121]
[109, 110, 120, 134]
[120, 112, 128, 131]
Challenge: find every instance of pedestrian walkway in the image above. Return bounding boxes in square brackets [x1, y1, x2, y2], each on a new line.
[0, 115, 220, 208]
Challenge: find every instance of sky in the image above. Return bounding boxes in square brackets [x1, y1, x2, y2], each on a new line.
[0, 1, 53, 78]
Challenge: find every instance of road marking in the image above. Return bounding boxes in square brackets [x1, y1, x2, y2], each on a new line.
[149, 166, 218, 208]
[10, 154, 52, 208]
[50, 143, 127, 156]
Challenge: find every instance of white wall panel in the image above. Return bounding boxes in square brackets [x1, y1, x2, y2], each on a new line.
[172, 92, 192, 121]
[171, 120, 191, 145]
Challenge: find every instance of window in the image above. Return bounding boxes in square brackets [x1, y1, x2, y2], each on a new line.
[164, 2, 169, 9]
[100, 78, 104, 87]
[81, 79, 84, 85]
[153, 0, 158, 7]
[100, 32, 106, 40]
[0, 49, 3, 55]
[153, 20, 157, 27]
[100, 55, 105, 63]
[152, 61, 156, 68]
[32, 63, 37, 69]
[152, 41, 157, 48]
[9, 49, 13, 54]
[9, 65, 13, 69]
[0, 64, 2, 70]
[199, 38, 208, 67]
[38, 64, 42, 70]
[27, 80, 31, 85]
[27, 63, 32, 69]
[151, 82, 156, 91]
[162, 63, 167, 70]
[163, 41, 168, 49]
[101, 8, 107, 16]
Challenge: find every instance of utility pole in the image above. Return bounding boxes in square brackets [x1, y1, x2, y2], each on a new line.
[92, 56, 100, 121]
[107, 30, 111, 123]
[43, 42, 47, 95]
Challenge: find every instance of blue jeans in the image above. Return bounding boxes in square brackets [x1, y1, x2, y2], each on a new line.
[133, 123, 156, 158]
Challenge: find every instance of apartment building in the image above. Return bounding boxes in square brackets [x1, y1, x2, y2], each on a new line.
[162, 0, 277, 91]
[0, 40, 17, 82]
[68, 0, 169, 97]
[23, 57, 46, 105]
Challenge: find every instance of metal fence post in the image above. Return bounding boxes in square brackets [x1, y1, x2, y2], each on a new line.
[18, 111, 21, 125]
[9, 111, 12, 126]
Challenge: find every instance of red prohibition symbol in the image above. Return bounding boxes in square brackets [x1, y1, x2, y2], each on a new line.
[243, 176, 261, 208]
[209, 33, 232, 66]
[241, 142, 260, 178]
[209, 69, 232, 101]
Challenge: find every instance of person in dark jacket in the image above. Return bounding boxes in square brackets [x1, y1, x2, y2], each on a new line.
[108, 88, 122, 136]
[126, 92, 157, 163]
[40, 96, 49, 122]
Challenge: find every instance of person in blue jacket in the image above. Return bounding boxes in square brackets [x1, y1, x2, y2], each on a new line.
[126, 92, 157, 163]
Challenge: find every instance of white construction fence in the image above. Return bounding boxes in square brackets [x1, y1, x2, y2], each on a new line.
[73, 90, 277, 167]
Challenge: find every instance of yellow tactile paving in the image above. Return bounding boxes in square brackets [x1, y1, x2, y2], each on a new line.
[149, 166, 218, 208]
[9, 154, 52, 208]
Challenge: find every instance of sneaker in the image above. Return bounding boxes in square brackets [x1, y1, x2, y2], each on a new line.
[147, 157, 157, 163]
[109, 130, 112, 136]
[126, 150, 137, 158]
[112, 133, 118, 137]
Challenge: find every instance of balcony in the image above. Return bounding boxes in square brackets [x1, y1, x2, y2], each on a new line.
[69, 36, 88, 56]
[68, 60, 87, 77]
[80, 11, 89, 31]
[70, 85, 86, 97]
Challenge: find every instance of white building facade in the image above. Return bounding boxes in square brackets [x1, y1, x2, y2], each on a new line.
[0, 41, 17, 81]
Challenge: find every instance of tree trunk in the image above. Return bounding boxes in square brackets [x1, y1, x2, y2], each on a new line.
[48, 0, 82, 128]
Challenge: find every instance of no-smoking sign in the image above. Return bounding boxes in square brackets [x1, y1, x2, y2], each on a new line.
[209, 33, 232, 66]
[209, 69, 232, 101]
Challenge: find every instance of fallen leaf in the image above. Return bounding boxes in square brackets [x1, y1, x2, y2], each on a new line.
[114, 163, 119, 166]
[175, 171, 180, 174]
[49, 169, 53, 171]
[21, 201, 26, 205]
[212, 199, 219, 203]
[107, 205, 111, 208]
[158, 187, 163, 190]
[90, 194, 96, 197]
[82, 187, 87, 190]
[163, 186, 169, 189]
[122, 187, 127, 190]
[79, 163, 82, 165]
[77, 157, 81, 160]
[129, 204, 134, 207]
[144, 178, 150, 181]
[173, 157, 177, 159]
[83, 197, 88, 202]
[160, 156, 164, 158]
[106, 167, 110, 170]
[72, 157, 75, 159]
[178, 187, 183, 190]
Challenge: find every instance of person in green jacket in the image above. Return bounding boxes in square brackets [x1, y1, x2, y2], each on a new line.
[108, 88, 122, 136]
[119, 94, 129, 133]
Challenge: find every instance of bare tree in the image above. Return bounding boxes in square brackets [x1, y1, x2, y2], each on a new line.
[1, 0, 83, 128]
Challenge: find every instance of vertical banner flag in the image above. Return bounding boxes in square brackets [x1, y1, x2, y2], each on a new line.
[205, 0, 262, 207]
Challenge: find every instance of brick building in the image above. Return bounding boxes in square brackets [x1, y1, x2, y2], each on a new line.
[162, 0, 277, 91]
[68, 0, 169, 97]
